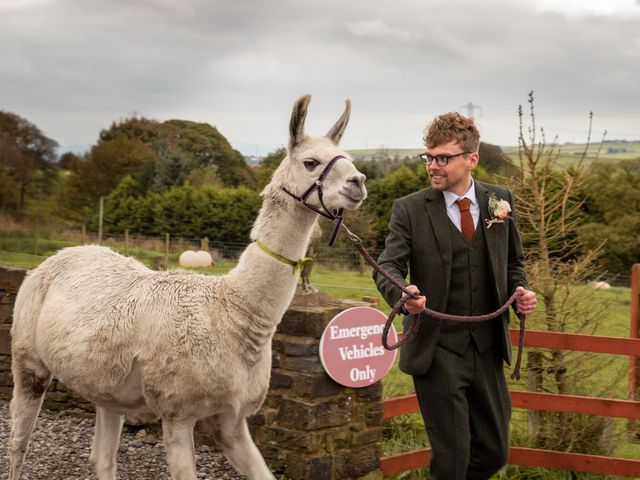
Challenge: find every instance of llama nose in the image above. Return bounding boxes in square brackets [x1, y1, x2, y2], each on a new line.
[348, 172, 366, 187]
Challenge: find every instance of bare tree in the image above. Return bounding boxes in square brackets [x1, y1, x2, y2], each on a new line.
[505, 92, 620, 453]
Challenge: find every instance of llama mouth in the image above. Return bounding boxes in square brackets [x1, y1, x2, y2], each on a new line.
[339, 190, 366, 205]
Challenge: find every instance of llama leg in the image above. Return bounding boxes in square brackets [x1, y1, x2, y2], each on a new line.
[8, 362, 51, 480]
[213, 414, 275, 480]
[89, 406, 125, 480]
[162, 417, 198, 480]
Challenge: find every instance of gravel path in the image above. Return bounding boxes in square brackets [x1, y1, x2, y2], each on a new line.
[0, 401, 246, 479]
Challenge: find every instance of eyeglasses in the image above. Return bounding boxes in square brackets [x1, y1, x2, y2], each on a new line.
[419, 151, 473, 167]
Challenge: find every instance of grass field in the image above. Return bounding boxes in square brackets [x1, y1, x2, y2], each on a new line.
[501, 140, 640, 168]
[1, 245, 638, 479]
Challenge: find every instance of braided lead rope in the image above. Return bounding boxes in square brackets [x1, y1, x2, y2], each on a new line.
[341, 224, 527, 380]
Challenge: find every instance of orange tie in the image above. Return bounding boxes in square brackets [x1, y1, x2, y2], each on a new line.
[456, 198, 474, 241]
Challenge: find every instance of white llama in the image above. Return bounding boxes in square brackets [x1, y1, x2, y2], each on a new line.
[8, 94, 367, 480]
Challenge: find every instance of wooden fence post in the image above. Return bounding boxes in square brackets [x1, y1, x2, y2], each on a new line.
[124, 229, 129, 254]
[165, 233, 170, 265]
[629, 264, 640, 441]
[98, 196, 104, 244]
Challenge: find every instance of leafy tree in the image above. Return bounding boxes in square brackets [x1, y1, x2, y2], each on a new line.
[256, 147, 286, 189]
[0, 111, 58, 212]
[478, 142, 518, 176]
[97, 177, 261, 243]
[363, 162, 427, 247]
[57, 151, 82, 171]
[63, 135, 154, 219]
[579, 159, 640, 275]
[164, 119, 255, 188]
[64, 116, 257, 222]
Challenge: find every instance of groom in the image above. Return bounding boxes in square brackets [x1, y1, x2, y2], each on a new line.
[374, 112, 536, 479]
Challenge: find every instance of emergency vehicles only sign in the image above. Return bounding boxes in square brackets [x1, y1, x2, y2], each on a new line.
[319, 306, 398, 388]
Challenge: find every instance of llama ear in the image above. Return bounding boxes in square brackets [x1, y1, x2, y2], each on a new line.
[325, 99, 351, 145]
[289, 94, 311, 151]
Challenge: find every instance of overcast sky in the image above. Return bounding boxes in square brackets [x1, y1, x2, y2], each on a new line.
[1, 0, 639, 156]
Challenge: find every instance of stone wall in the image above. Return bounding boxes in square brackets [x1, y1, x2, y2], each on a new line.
[0, 265, 383, 479]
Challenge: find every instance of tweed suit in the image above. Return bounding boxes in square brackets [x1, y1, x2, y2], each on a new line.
[374, 180, 529, 479]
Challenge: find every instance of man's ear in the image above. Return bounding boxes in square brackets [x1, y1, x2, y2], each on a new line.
[469, 152, 479, 169]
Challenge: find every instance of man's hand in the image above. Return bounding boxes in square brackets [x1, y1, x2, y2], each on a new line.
[405, 285, 426, 315]
[515, 286, 537, 315]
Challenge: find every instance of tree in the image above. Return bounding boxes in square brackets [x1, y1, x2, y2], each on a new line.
[0, 111, 58, 212]
[164, 119, 256, 188]
[478, 142, 518, 176]
[363, 162, 426, 247]
[63, 134, 154, 218]
[579, 159, 640, 276]
[256, 147, 286, 189]
[97, 177, 262, 243]
[57, 151, 82, 171]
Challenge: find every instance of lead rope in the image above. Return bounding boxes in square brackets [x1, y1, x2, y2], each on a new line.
[340, 224, 527, 381]
[281, 158, 526, 380]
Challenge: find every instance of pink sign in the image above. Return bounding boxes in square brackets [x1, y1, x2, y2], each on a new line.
[319, 306, 398, 388]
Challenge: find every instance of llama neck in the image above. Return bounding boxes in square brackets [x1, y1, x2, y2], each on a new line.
[220, 193, 319, 354]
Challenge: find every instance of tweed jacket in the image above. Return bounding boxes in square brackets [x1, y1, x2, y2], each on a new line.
[373, 180, 529, 376]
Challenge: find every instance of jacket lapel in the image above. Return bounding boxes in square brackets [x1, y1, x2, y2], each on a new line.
[425, 189, 452, 309]
[476, 182, 502, 301]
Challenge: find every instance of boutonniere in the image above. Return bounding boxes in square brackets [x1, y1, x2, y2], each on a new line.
[485, 193, 512, 229]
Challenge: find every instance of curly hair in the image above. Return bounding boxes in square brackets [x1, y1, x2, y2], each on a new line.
[423, 112, 480, 152]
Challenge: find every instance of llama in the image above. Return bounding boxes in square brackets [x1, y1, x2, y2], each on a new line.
[8, 94, 367, 480]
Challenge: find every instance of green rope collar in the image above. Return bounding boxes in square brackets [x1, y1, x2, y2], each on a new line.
[255, 240, 313, 274]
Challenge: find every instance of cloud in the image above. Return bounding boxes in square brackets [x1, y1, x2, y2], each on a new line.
[0, 0, 638, 154]
[346, 19, 414, 40]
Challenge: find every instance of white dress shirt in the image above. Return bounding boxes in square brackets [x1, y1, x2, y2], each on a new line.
[442, 179, 480, 233]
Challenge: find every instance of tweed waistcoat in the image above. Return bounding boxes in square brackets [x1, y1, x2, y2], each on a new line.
[438, 219, 499, 355]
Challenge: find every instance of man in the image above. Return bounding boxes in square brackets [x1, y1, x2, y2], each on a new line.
[374, 112, 537, 479]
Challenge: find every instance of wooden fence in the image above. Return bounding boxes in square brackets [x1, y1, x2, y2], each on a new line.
[382, 263, 640, 477]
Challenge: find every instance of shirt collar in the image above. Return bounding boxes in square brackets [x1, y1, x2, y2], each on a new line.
[443, 178, 477, 208]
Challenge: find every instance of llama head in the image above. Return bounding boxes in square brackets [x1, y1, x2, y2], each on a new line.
[264, 94, 367, 212]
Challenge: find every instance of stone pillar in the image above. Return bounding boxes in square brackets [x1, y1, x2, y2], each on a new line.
[0, 265, 26, 398]
[251, 292, 384, 480]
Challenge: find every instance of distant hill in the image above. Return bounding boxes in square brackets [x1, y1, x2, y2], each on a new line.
[348, 141, 517, 175]
[501, 140, 640, 167]
[349, 140, 640, 171]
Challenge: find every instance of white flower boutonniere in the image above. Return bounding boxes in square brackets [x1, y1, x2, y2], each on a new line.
[485, 193, 512, 229]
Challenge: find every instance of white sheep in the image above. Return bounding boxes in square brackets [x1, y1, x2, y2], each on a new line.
[8, 94, 366, 480]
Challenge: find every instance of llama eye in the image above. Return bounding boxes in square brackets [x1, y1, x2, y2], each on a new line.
[303, 159, 320, 170]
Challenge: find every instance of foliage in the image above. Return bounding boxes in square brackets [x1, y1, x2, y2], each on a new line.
[62, 135, 155, 218]
[91, 176, 262, 243]
[256, 147, 286, 189]
[361, 162, 427, 247]
[478, 142, 519, 176]
[60, 116, 257, 220]
[0, 111, 59, 212]
[579, 159, 640, 276]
